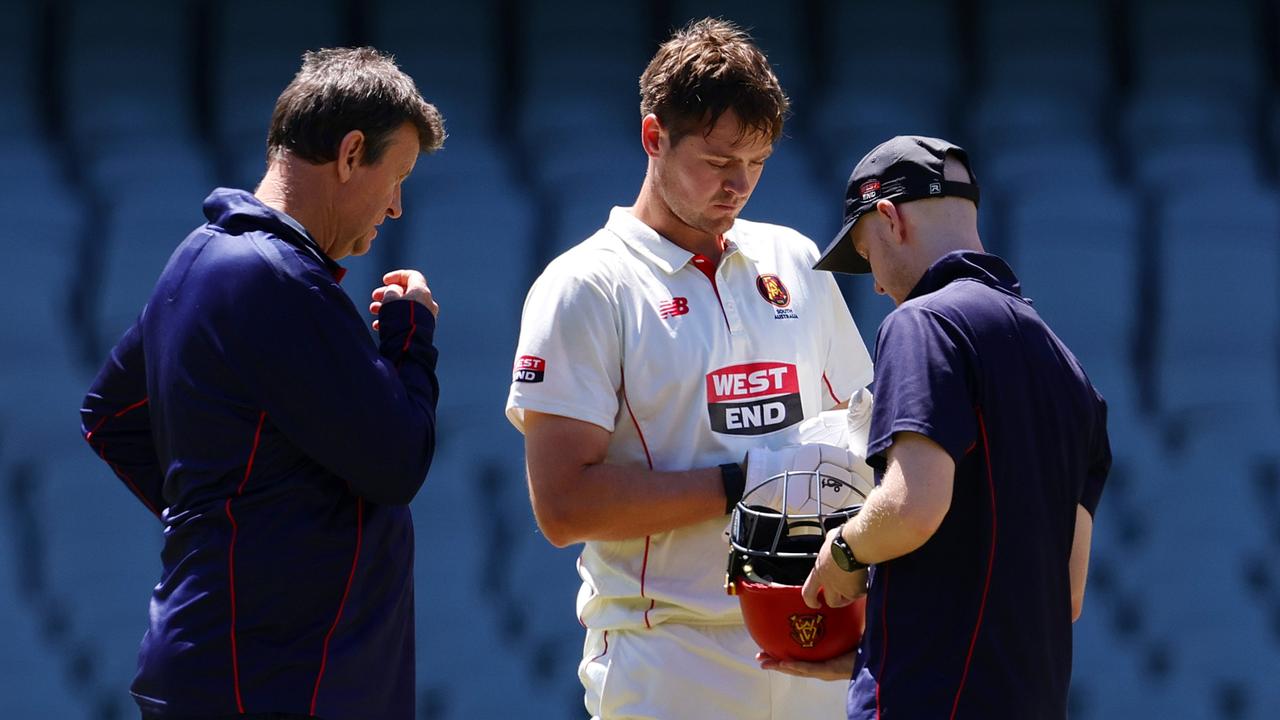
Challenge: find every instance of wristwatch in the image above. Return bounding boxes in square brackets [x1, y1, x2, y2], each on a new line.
[831, 532, 868, 572]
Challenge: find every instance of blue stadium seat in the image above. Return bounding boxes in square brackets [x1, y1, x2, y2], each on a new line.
[547, 182, 640, 259]
[0, 488, 90, 720]
[1123, 89, 1255, 152]
[515, 0, 650, 150]
[84, 138, 214, 204]
[408, 445, 581, 717]
[976, 0, 1112, 101]
[407, 446, 490, 712]
[94, 193, 211, 352]
[820, 0, 958, 104]
[525, 123, 641, 195]
[398, 175, 536, 431]
[0, 153, 94, 460]
[1007, 184, 1141, 420]
[0, 140, 85, 361]
[1134, 140, 1263, 195]
[0, 0, 39, 136]
[1124, 449, 1279, 718]
[1154, 185, 1280, 430]
[976, 139, 1113, 198]
[39, 452, 162, 714]
[222, 146, 269, 195]
[967, 91, 1102, 160]
[539, 132, 646, 262]
[0, 363, 95, 480]
[838, 276, 892, 357]
[744, 140, 829, 246]
[1070, 600, 1162, 719]
[370, 0, 501, 134]
[1129, 0, 1263, 98]
[411, 127, 515, 189]
[61, 0, 194, 145]
[211, 0, 344, 151]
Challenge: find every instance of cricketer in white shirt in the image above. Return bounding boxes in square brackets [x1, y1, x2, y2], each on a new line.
[507, 206, 873, 718]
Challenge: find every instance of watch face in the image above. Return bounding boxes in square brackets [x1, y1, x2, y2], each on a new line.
[833, 537, 856, 572]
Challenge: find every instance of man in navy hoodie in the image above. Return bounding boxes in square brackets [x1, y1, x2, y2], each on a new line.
[81, 47, 444, 720]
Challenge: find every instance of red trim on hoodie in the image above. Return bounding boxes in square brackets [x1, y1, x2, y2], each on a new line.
[226, 410, 267, 712]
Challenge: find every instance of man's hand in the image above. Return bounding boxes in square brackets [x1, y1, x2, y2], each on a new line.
[757, 649, 855, 682]
[802, 526, 868, 609]
[371, 269, 438, 329]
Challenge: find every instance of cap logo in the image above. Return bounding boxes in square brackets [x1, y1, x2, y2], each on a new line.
[929, 180, 942, 194]
[859, 180, 880, 202]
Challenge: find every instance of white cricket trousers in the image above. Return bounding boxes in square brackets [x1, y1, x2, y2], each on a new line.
[580, 623, 847, 719]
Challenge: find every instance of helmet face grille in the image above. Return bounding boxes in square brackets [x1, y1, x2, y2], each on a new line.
[727, 471, 863, 587]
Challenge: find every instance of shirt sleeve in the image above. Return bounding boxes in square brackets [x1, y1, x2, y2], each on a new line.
[865, 305, 976, 471]
[81, 317, 165, 519]
[225, 268, 440, 506]
[1079, 388, 1111, 516]
[815, 270, 874, 408]
[505, 260, 621, 434]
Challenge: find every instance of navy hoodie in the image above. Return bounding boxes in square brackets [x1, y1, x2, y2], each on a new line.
[81, 188, 438, 719]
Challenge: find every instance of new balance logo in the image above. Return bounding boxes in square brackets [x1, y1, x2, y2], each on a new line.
[659, 297, 690, 319]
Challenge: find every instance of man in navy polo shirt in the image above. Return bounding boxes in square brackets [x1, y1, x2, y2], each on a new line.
[81, 48, 444, 720]
[787, 136, 1111, 718]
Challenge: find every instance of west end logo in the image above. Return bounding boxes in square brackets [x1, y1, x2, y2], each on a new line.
[755, 274, 790, 308]
[705, 362, 803, 435]
[859, 179, 880, 202]
[789, 613, 824, 648]
[513, 355, 545, 383]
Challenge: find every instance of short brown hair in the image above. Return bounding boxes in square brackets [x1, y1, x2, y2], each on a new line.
[639, 18, 788, 145]
[267, 47, 445, 165]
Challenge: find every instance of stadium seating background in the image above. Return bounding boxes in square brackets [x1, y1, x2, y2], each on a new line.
[1, 0, 1278, 717]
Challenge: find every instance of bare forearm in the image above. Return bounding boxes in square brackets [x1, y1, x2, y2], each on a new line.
[843, 432, 954, 564]
[1069, 503, 1092, 621]
[531, 462, 726, 546]
[842, 488, 935, 564]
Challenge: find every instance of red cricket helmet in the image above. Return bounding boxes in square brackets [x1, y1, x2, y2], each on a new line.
[726, 469, 867, 662]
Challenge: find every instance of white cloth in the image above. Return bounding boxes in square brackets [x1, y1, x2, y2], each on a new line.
[507, 207, 874, 631]
[580, 624, 847, 720]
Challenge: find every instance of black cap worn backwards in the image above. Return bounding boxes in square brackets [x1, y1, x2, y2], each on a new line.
[814, 135, 980, 274]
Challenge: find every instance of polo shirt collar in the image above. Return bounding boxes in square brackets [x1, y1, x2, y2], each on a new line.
[605, 206, 761, 274]
[906, 250, 1023, 302]
[203, 187, 347, 281]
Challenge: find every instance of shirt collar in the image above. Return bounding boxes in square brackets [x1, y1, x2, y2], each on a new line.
[202, 187, 347, 282]
[906, 250, 1023, 302]
[604, 206, 761, 274]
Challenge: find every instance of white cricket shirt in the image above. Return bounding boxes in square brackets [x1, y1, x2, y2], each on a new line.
[506, 207, 874, 631]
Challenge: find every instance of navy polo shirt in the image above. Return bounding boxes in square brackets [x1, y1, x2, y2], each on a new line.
[82, 189, 439, 719]
[848, 251, 1110, 720]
